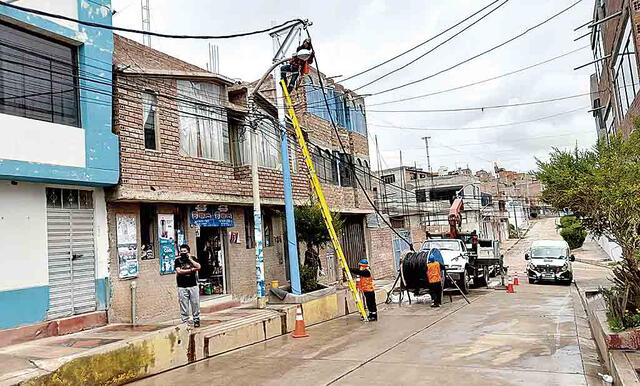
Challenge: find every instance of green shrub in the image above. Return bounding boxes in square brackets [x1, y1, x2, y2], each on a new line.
[299, 265, 319, 293]
[559, 215, 579, 228]
[560, 224, 587, 249]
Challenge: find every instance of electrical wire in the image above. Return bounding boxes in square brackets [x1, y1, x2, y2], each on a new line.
[306, 29, 416, 250]
[368, 0, 585, 96]
[353, 0, 510, 91]
[368, 105, 587, 132]
[0, 1, 306, 40]
[367, 45, 589, 106]
[339, 0, 504, 83]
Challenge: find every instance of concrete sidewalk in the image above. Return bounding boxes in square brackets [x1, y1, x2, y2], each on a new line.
[0, 283, 391, 386]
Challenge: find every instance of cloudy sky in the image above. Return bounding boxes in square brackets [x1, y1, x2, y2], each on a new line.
[111, 0, 596, 173]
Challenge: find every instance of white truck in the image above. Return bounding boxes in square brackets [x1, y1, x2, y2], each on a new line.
[420, 237, 502, 293]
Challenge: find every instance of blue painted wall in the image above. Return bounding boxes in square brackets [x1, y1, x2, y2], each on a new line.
[0, 0, 119, 186]
[0, 286, 49, 330]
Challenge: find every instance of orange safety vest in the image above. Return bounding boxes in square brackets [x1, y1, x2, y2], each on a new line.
[356, 265, 374, 292]
[427, 261, 442, 284]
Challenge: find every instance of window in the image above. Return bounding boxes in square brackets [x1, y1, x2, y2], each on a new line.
[591, 17, 604, 83]
[263, 211, 273, 247]
[46, 188, 93, 209]
[140, 203, 156, 256]
[244, 207, 272, 248]
[604, 102, 616, 139]
[430, 188, 459, 203]
[245, 207, 255, 249]
[331, 150, 340, 185]
[416, 189, 427, 203]
[339, 153, 353, 187]
[230, 108, 281, 170]
[381, 174, 396, 184]
[0, 22, 79, 126]
[142, 91, 158, 150]
[178, 80, 229, 161]
[613, 17, 640, 119]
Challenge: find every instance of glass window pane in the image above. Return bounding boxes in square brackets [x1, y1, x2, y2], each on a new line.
[62, 189, 79, 209]
[46, 188, 62, 208]
[79, 190, 93, 209]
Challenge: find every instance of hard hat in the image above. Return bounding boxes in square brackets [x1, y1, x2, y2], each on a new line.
[295, 48, 313, 61]
[359, 259, 369, 265]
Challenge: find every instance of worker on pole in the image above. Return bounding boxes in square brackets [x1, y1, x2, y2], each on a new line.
[281, 38, 314, 93]
[349, 259, 377, 321]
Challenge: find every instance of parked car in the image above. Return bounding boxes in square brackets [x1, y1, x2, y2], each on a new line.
[525, 240, 575, 285]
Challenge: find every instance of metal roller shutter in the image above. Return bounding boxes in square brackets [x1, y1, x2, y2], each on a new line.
[46, 188, 96, 319]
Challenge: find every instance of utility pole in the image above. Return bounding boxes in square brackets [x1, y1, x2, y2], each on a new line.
[399, 151, 408, 229]
[375, 135, 387, 213]
[246, 23, 308, 306]
[270, 23, 305, 295]
[421, 136, 433, 186]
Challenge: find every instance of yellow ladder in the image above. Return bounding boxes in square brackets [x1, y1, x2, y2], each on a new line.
[280, 80, 369, 321]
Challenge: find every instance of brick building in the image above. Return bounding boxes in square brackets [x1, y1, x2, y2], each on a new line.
[106, 36, 379, 323]
[589, 0, 640, 140]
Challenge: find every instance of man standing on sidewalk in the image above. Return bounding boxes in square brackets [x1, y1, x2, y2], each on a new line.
[175, 244, 201, 327]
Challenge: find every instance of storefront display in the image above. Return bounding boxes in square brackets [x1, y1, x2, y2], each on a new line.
[191, 205, 231, 296]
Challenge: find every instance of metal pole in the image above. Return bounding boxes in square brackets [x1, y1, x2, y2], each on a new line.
[422, 136, 433, 186]
[273, 61, 302, 295]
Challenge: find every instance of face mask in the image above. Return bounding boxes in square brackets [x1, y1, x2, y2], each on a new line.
[180, 253, 188, 258]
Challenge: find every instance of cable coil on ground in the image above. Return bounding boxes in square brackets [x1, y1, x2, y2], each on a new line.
[401, 250, 432, 291]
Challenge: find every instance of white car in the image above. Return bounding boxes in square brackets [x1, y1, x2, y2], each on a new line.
[420, 239, 470, 294]
[525, 240, 575, 285]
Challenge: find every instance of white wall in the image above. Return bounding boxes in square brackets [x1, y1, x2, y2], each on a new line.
[0, 114, 86, 168]
[93, 188, 109, 280]
[0, 181, 48, 291]
[13, 0, 78, 30]
[595, 235, 623, 262]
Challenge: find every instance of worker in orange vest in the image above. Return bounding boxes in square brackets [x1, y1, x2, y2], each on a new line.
[427, 248, 446, 308]
[350, 259, 377, 321]
[281, 38, 314, 93]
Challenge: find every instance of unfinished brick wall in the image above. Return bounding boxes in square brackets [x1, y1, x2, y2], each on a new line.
[367, 227, 397, 280]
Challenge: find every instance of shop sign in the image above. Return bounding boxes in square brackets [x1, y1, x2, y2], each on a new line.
[116, 214, 138, 279]
[190, 206, 234, 227]
[158, 213, 177, 275]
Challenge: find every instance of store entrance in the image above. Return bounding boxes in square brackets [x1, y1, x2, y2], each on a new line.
[196, 227, 227, 296]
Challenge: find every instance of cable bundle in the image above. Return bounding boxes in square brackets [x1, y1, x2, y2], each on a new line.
[400, 250, 431, 290]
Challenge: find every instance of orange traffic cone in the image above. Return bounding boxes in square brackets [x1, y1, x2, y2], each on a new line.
[507, 276, 515, 293]
[514, 273, 519, 286]
[291, 304, 309, 338]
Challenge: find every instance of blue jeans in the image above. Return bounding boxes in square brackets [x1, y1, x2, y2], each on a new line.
[178, 286, 200, 323]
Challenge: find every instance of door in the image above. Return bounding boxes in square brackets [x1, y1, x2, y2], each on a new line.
[46, 188, 96, 319]
[392, 230, 412, 271]
[340, 216, 366, 269]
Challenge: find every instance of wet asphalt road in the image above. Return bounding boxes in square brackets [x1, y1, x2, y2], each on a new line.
[132, 218, 608, 386]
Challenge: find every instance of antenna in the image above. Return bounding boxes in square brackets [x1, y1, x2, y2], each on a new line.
[208, 43, 220, 73]
[141, 0, 151, 47]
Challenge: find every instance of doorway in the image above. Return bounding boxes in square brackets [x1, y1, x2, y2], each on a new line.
[196, 227, 227, 296]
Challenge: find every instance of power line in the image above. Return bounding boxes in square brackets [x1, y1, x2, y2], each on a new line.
[0, 1, 305, 40]
[300, 45, 589, 111]
[368, 105, 587, 132]
[306, 29, 416, 249]
[367, 46, 589, 107]
[353, 0, 510, 91]
[366, 92, 592, 113]
[339, 0, 504, 83]
[368, 0, 585, 96]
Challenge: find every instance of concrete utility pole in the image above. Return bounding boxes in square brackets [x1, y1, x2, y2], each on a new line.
[270, 23, 305, 295]
[249, 55, 301, 308]
[421, 136, 433, 186]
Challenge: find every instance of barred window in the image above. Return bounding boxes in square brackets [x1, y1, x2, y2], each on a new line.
[0, 22, 79, 126]
[142, 91, 158, 150]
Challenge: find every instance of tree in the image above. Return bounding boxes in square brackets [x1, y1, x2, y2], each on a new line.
[294, 204, 344, 251]
[536, 129, 640, 330]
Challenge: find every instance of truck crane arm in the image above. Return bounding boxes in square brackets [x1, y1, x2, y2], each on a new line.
[448, 197, 464, 239]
